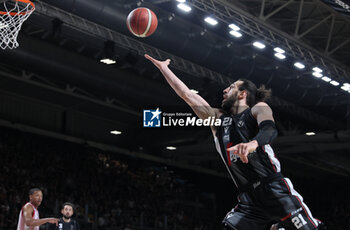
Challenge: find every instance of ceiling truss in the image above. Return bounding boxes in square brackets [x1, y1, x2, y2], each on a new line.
[189, 0, 350, 80]
[32, 0, 343, 129]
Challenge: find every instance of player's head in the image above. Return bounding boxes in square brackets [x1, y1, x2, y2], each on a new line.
[61, 202, 74, 220]
[222, 79, 271, 111]
[29, 188, 43, 207]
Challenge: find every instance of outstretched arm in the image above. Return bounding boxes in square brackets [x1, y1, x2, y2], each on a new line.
[145, 55, 221, 133]
[23, 205, 58, 227]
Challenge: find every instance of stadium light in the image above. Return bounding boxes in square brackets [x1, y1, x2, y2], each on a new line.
[312, 67, 323, 72]
[306, 132, 316, 136]
[321, 76, 331, 82]
[229, 30, 242, 38]
[341, 83, 350, 91]
[110, 130, 122, 135]
[229, 23, 240, 31]
[312, 72, 322, 78]
[252, 41, 266, 49]
[204, 17, 218, 25]
[274, 53, 286, 60]
[273, 47, 285, 53]
[294, 62, 305, 69]
[100, 58, 116, 65]
[166, 146, 177, 150]
[330, 80, 339, 86]
[177, 3, 192, 12]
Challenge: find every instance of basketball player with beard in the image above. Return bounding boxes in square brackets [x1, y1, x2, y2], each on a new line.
[50, 202, 79, 230]
[145, 55, 325, 230]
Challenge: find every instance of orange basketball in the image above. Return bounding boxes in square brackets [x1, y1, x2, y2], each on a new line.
[126, 7, 158, 38]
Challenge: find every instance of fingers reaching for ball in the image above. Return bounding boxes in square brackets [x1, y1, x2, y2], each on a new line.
[145, 54, 171, 70]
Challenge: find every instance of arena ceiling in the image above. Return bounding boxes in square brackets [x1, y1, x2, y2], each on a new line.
[0, 0, 349, 178]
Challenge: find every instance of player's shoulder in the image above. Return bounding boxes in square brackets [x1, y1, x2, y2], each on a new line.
[251, 102, 271, 111]
[23, 202, 34, 210]
[251, 102, 272, 118]
[253, 101, 270, 108]
[22, 203, 35, 216]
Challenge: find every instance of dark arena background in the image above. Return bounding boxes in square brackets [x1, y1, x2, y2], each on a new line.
[0, 0, 350, 230]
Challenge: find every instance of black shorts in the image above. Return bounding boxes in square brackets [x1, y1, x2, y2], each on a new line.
[222, 174, 321, 230]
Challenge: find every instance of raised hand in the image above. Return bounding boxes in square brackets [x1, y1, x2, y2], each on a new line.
[144, 54, 171, 70]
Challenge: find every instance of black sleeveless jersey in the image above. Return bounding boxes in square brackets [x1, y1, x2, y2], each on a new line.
[49, 218, 79, 230]
[214, 108, 280, 190]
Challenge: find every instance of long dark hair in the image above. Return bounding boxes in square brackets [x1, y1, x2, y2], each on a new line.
[238, 79, 271, 107]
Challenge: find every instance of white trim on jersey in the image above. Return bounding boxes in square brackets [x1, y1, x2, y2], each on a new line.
[17, 203, 39, 230]
[263, 144, 281, 172]
[214, 137, 239, 188]
[284, 178, 319, 227]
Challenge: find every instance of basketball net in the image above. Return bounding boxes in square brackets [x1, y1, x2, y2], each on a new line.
[0, 0, 35, 49]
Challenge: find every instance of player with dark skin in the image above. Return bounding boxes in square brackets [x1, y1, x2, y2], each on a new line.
[18, 189, 58, 230]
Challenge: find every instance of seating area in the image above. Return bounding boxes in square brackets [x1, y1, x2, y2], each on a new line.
[0, 127, 214, 230]
[0, 126, 349, 230]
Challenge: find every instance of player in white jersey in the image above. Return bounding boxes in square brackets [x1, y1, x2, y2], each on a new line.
[17, 188, 58, 230]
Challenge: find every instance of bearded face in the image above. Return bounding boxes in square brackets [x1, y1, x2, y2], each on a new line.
[61, 205, 74, 220]
[221, 91, 238, 113]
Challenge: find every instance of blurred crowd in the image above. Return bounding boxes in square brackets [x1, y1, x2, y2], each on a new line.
[0, 127, 214, 230]
[0, 126, 349, 230]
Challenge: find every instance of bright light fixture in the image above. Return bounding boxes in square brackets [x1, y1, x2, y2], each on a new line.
[100, 58, 116, 65]
[190, 89, 199, 94]
[229, 30, 242, 38]
[341, 84, 350, 91]
[176, 0, 186, 2]
[306, 132, 316, 136]
[110, 130, 122, 135]
[312, 67, 323, 72]
[273, 47, 285, 53]
[229, 23, 240, 31]
[252, 41, 266, 49]
[321, 76, 331, 82]
[312, 72, 322, 78]
[204, 17, 218, 25]
[274, 53, 286, 60]
[294, 62, 305, 69]
[330, 80, 339, 86]
[166, 146, 177, 150]
[177, 3, 192, 12]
